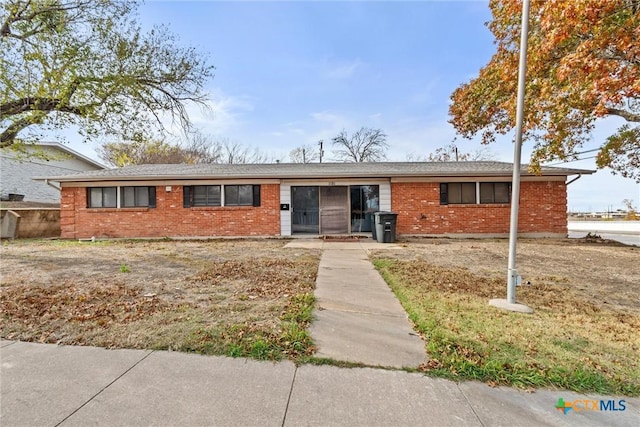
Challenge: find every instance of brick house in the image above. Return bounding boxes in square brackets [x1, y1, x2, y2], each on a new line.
[43, 162, 592, 239]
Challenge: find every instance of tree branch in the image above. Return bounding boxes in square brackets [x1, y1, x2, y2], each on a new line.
[607, 108, 640, 122]
[0, 114, 46, 146]
[1, 97, 83, 116]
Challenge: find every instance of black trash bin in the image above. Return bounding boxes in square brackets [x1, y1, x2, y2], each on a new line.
[371, 211, 390, 240]
[371, 211, 381, 240]
[375, 212, 398, 243]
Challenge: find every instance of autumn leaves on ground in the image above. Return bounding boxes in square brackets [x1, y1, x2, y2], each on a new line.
[0, 240, 320, 360]
[1, 238, 638, 396]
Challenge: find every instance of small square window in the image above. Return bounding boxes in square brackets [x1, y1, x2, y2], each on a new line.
[88, 187, 117, 208]
[193, 186, 221, 206]
[121, 186, 155, 207]
[443, 183, 476, 204]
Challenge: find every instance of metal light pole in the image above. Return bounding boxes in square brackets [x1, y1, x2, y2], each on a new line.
[490, 0, 533, 313]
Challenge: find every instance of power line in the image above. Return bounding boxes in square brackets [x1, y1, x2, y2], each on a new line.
[545, 155, 597, 166]
[542, 146, 603, 166]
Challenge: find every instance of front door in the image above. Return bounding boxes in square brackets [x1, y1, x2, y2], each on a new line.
[292, 186, 319, 234]
[320, 186, 349, 234]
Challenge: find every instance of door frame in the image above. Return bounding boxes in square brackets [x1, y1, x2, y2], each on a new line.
[280, 179, 391, 236]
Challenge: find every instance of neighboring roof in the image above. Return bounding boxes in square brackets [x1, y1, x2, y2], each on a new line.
[1, 141, 105, 169]
[40, 161, 595, 182]
[34, 142, 106, 169]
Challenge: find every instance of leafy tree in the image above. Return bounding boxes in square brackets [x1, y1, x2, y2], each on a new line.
[331, 127, 388, 162]
[98, 133, 221, 167]
[449, 0, 640, 181]
[0, 0, 213, 148]
[289, 144, 319, 163]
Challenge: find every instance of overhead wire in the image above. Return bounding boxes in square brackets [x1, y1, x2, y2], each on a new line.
[542, 147, 603, 166]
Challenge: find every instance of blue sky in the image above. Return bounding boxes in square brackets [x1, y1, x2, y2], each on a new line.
[67, 0, 638, 212]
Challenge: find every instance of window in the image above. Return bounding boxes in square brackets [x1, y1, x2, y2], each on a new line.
[183, 185, 260, 207]
[192, 185, 221, 206]
[480, 183, 511, 204]
[440, 182, 511, 205]
[121, 186, 156, 207]
[225, 185, 254, 206]
[88, 187, 117, 208]
[440, 183, 476, 204]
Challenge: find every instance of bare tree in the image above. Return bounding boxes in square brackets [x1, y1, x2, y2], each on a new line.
[424, 144, 496, 162]
[180, 132, 222, 164]
[331, 127, 388, 162]
[289, 144, 319, 163]
[219, 139, 273, 164]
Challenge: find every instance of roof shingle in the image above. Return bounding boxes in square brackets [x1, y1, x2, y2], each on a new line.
[40, 161, 594, 182]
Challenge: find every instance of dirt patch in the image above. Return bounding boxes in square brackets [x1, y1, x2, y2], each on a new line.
[0, 239, 320, 357]
[378, 237, 640, 314]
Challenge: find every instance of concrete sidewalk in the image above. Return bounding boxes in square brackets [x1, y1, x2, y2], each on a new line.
[2, 341, 639, 427]
[289, 240, 425, 368]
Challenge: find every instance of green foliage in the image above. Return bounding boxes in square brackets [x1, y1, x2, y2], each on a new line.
[1, 0, 214, 148]
[119, 264, 130, 273]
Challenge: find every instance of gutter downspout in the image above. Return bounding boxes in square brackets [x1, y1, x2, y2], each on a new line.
[566, 174, 582, 186]
[44, 179, 61, 191]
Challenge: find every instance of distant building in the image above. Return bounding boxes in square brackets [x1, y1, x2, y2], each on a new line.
[1, 142, 104, 203]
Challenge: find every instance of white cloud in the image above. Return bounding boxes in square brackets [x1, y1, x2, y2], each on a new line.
[157, 88, 254, 140]
[188, 90, 254, 136]
[323, 59, 364, 80]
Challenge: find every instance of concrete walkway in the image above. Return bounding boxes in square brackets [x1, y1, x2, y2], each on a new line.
[286, 239, 425, 368]
[2, 340, 639, 427]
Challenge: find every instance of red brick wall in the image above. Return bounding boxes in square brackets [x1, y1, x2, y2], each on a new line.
[391, 181, 567, 235]
[61, 184, 280, 239]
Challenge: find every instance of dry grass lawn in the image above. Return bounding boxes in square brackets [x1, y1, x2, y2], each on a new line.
[372, 237, 640, 395]
[1, 239, 321, 360]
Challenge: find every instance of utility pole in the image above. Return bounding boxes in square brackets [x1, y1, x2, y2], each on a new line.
[318, 140, 324, 163]
[489, 0, 533, 314]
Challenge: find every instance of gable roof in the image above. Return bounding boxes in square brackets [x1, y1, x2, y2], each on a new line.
[35, 142, 106, 169]
[41, 161, 594, 182]
[1, 141, 105, 169]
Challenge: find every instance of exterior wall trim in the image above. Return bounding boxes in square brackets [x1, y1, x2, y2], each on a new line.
[61, 178, 280, 188]
[391, 176, 566, 183]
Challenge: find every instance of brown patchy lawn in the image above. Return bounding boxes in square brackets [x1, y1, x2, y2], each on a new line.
[371, 237, 640, 395]
[0, 239, 321, 360]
